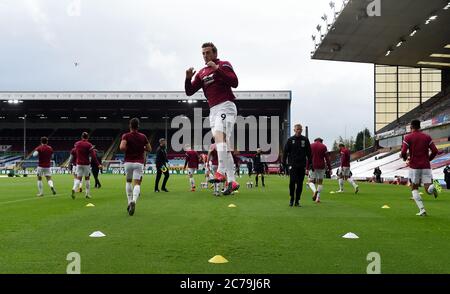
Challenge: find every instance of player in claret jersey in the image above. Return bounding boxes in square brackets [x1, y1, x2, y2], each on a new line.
[71, 132, 101, 200]
[401, 120, 439, 216]
[337, 143, 359, 194]
[306, 138, 331, 203]
[184, 145, 200, 192]
[185, 42, 239, 196]
[120, 118, 151, 216]
[68, 147, 83, 193]
[33, 137, 56, 196]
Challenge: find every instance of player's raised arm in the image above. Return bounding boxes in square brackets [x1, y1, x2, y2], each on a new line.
[185, 67, 202, 96]
[214, 61, 238, 88]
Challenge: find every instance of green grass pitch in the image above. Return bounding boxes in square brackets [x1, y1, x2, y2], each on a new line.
[0, 174, 449, 274]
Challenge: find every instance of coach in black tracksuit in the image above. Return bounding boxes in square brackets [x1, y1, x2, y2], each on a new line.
[90, 150, 102, 188]
[154, 138, 170, 192]
[254, 148, 268, 187]
[282, 124, 311, 207]
[444, 165, 450, 190]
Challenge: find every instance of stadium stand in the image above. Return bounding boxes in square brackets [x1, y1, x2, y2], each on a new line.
[378, 90, 450, 135]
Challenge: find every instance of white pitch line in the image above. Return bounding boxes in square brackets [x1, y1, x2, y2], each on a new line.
[0, 197, 41, 205]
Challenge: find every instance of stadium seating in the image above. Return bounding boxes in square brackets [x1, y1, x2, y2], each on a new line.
[378, 91, 450, 134]
[0, 128, 53, 152]
[336, 147, 449, 181]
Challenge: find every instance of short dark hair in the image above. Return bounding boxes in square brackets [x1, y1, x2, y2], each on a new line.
[41, 137, 48, 144]
[339, 143, 345, 148]
[411, 120, 421, 130]
[314, 138, 323, 143]
[202, 42, 217, 54]
[130, 118, 140, 130]
[159, 138, 166, 144]
[82, 132, 89, 140]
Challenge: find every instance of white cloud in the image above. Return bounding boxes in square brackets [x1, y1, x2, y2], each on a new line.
[24, 0, 57, 47]
[146, 43, 179, 80]
[0, 0, 375, 146]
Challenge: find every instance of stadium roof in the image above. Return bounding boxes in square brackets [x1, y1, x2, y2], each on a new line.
[312, 0, 450, 69]
[0, 91, 291, 101]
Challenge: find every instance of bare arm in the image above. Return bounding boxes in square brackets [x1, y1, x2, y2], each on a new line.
[429, 142, 438, 161]
[120, 139, 127, 152]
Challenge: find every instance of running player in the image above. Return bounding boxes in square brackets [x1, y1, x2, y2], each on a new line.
[307, 138, 331, 203]
[71, 132, 101, 199]
[401, 120, 439, 216]
[33, 137, 56, 196]
[337, 143, 359, 194]
[185, 42, 239, 195]
[184, 145, 200, 192]
[68, 146, 82, 193]
[120, 118, 151, 216]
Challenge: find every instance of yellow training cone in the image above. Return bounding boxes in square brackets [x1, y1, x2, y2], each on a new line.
[228, 204, 237, 208]
[86, 203, 95, 207]
[208, 255, 229, 264]
[382, 205, 390, 209]
[330, 191, 335, 194]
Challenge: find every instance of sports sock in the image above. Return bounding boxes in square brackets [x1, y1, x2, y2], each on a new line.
[308, 182, 317, 193]
[132, 185, 141, 202]
[348, 178, 358, 188]
[37, 181, 43, 194]
[226, 152, 236, 182]
[73, 179, 80, 191]
[85, 180, 90, 196]
[317, 185, 323, 201]
[412, 189, 425, 211]
[126, 182, 133, 204]
[216, 142, 227, 175]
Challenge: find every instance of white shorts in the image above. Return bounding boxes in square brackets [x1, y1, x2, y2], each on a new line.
[210, 164, 218, 173]
[341, 167, 351, 177]
[124, 162, 144, 181]
[310, 169, 325, 180]
[409, 169, 432, 185]
[209, 101, 237, 141]
[76, 165, 91, 177]
[37, 167, 51, 177]
[188, 168, 197, 175]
